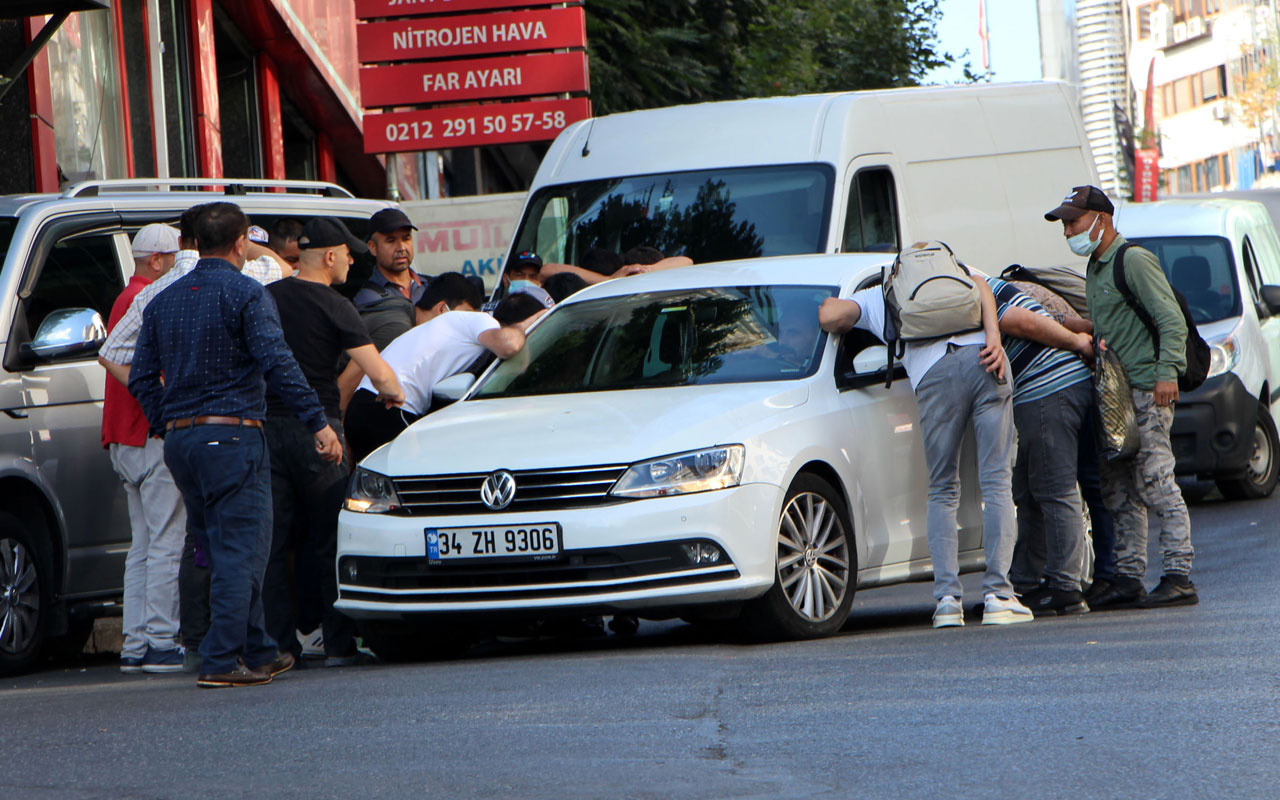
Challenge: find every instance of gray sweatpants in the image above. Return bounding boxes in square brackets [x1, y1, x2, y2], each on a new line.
[915, 344, 1017, 601]
[1100, 388, 1194, 578]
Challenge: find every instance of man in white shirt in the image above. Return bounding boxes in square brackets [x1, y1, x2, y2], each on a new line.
[818, 263, 1033, 628]
[343, 287, 541, 462]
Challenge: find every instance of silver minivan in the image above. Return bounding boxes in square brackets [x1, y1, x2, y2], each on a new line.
[0, 180, 393, 675]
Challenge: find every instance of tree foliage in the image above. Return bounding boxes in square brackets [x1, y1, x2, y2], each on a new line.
[586, 0, 982, 116]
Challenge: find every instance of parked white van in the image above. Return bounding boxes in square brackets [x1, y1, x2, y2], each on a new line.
[1116, 198, 1280, 498]
[507, 82, 1099, 275]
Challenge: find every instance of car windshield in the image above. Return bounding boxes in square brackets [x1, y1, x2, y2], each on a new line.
[473, 285, 836, 399]
[511, 164, 833, 266]
[1127, 235, 1241, 323]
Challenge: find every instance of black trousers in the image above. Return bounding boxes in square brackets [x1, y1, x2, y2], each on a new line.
[262, 414, 356, 658]
[344, 389, 421, 464]
[178, 526, 210, 650]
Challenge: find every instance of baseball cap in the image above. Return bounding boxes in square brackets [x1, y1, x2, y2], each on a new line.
[505, 250, 543, 273]
[1044, 185, 1115, 222]
[369, 207, 418, 235]
[510, 284, 555, 309]
[298, 217, 370, 255]
[131, 224, 181, 258]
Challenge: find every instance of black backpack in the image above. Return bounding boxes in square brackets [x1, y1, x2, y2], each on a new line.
[1113, 243, 1211, 393]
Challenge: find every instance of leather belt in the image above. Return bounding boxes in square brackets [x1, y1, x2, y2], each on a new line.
[165, 415, 264, 432]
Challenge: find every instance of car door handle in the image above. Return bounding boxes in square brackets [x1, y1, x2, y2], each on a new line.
[2, 408, 28, 419]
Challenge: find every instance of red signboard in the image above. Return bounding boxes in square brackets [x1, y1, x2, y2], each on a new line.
[365, 97, 590, 153]
[357, 6, 585, 63]
[360, 51, 587, 107]
[355, 0, 573, 20]
[1135, 149, 1159, 202]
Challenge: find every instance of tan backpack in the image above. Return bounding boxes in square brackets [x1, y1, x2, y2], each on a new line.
[881, 241, 984, 384]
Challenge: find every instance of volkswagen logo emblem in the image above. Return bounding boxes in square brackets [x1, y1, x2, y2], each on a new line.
[480, 470, 516, 510]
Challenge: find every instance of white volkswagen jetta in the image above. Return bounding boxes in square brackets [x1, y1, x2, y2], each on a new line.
[336, 254, 985, 656]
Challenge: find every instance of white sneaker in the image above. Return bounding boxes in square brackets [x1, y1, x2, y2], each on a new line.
[981, 593, 1034, 625]
[932, 595, 965, 628]
[298, 627, 325, 658]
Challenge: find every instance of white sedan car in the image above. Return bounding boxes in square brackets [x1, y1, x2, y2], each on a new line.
[336, 254, 984, 656]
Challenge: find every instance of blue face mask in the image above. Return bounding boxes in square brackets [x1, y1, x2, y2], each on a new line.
[1066, 214, 1101, 257]
[508, 280, 536, 293]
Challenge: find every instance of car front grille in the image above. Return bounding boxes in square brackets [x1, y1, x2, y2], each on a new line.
[392, 464, 630, 516]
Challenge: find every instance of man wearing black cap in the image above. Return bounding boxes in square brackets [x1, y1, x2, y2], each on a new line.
[1045, 185, 1196, 609]
[482, 249, 544, 312]
[354, 207, 425, 350]
[263, 217, 406, 665]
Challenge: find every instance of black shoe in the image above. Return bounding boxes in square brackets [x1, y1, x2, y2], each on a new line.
[1083, 577, 1112, 605]
[1138, 574, 1198, 608]
[1088, 576, 1148, 610]
[1021, 586, 1090, 616]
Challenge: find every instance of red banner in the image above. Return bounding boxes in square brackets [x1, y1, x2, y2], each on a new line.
[357, 6, 585, 63]
[360, 51, 587, 107]
[355, 0, 574, 20]
[1135, 149, 1159, 202]
[365, 97, 590, 153]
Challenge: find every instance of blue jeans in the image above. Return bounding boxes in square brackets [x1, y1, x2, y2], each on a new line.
[165, 424, 278, 674]
[914, 344, 1017, 600]
[1009, 380, 1092, 591]
[1077, 407, 1117, 582]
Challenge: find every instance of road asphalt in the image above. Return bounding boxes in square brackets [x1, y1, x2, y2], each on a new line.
[5, 486, 1278, 799]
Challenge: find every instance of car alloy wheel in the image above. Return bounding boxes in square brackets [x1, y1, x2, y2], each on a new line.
[744, 473, 856, 640]
[777, 491, 850, 623]
[0, 536, 40, 658]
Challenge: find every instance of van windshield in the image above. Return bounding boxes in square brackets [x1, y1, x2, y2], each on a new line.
[1126, 236, 1240, 324]
[472, 285, 836, 399]
[511, 164, 833, 267]
[0, 218, 15, 263]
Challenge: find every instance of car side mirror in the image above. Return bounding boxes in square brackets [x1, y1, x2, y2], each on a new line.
[1261, 285, 1280, 315]
[20, 308, 106, 361]
[852, 345, 889, 375]
[433, 372, 476, 403]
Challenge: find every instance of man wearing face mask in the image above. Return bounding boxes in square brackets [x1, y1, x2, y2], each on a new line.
[482, 250, 544, 312]
[1045, 185, 1196, 609]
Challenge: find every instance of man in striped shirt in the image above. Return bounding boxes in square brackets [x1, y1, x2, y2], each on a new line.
[987, 276, 1096, 615]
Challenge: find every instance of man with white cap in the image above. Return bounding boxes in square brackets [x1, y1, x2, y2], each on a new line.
[105, 223, 188, 674]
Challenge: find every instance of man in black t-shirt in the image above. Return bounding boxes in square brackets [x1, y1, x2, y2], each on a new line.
[263, 217, 405, 666]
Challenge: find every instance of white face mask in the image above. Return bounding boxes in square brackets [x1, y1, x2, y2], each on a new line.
[1066, 214, 1101, 257]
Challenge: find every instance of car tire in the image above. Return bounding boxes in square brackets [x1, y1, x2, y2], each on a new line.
[358, 620, 472, 663]
[1217, 403, 1280, 500]
[743, 474, 856, 640]
[0, 512, 50, 676]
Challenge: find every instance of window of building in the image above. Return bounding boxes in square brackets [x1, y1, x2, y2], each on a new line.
[44, 10, 128, 183]
[1137, 3, 1154, 40]
[157, 0, 197, 178]
[213, 13, 262, 180]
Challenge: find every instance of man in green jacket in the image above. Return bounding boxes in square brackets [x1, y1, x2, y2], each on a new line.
[1045, 185, 1196, 609]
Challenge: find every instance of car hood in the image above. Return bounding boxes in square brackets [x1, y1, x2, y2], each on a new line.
[361, 382, 811, 475]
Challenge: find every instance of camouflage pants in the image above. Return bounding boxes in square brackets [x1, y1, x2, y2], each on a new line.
[1098, 388, 1194, 578]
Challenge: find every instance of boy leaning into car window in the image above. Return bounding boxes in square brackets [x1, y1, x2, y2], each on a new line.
[818, 259, 1034, 628]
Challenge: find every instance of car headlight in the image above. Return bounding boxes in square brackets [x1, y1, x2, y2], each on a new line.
[1207, 330, 1241, 380]
[610, 446, 745, 499]
[344, 467, 402, 513]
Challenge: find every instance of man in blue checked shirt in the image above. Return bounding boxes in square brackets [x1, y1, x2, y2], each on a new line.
[130, 202, 341, 689]
[986, 274, 1096, 616]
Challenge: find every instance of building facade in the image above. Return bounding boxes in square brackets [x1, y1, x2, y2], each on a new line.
[0, 1, 426, 198]
[1128, 0, 1274, 194]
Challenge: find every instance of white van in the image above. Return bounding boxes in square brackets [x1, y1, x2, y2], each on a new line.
[1116, 198, 1280, 498]
[507, 82, 1099, 273]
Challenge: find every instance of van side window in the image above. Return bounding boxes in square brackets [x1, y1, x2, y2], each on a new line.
[842, 168, 899, 254]
[23, 229, 125, 348]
